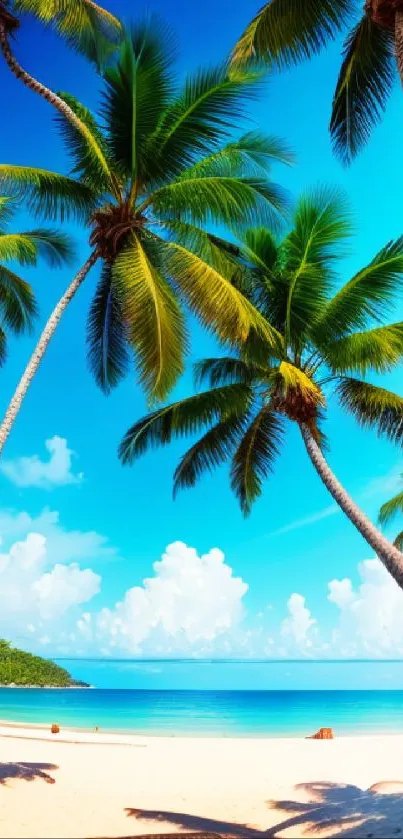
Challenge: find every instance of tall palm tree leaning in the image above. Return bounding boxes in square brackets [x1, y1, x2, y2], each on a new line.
[120, 189, 403, 590]
[0, 0, 121, 137]
[0, 195, 73, 357]
[379, 481, 403, 549]
[232, 0, 402, 163]
[0, 23, 291, 454]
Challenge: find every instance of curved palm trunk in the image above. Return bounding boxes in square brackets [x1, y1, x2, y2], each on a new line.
[300, 423, 403, 589]
[0, 251, 98, 455]
[0, 18, 93, 136]
[395, 8, 403, 85]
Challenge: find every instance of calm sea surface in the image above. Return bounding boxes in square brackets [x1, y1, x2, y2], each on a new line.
[2, 660, 403, 737]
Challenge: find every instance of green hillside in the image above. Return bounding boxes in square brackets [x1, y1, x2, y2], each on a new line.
[0, 640, 88, 687]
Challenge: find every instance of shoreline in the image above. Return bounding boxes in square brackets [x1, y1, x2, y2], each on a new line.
[1, 717, 403, 743]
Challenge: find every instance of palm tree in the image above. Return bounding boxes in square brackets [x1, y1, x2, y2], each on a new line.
[0, 0, 121, 137]
[0, 23, 291, 454]
[232, 0, 402, 163]
[120, 188, 403, 590]
[0, 195, 73, 359]
[379, 481, 403, 549]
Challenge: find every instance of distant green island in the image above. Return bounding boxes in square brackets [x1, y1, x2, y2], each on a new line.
[0, 640, 89, 687]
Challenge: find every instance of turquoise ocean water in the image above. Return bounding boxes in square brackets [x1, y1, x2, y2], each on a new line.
[2, 660, 403, 737]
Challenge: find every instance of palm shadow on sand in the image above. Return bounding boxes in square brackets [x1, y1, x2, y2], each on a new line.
[121, 781, 403, 837]
[0, 762, 57, 785]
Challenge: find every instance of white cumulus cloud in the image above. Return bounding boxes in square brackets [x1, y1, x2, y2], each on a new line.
[0, 436, 83, 489]
[0, 531, 100, 642]
[281, 592, 317, 650]
[77, 541, 248, 656]
[328, 558, 403, 657]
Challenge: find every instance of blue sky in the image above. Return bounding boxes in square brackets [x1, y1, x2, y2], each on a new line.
[2, 0, 403, 663]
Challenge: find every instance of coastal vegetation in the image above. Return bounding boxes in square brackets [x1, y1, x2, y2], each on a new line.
[120, 189, 403, 589]
[0, 21, 290, 453]
[0, 639, 86, 686]
[233, 0, 400, 163]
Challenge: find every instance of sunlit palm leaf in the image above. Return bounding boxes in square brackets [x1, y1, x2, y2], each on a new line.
[0, 230, 74, 266]
[394, 531, 403, 551]
[119, 383, 253, 464]
[163, 239, 282, 349]
[230, 407, 284, 515]
[112, 234, 186, 402]
[275, 360, 324, 403]
[87, 262, 129, 393]
[338, 378, 403, 445]
[315, 237, 403, 340]
[0, 265, 37, 333]
[0, 197, 14, 226]
[325, 323, 403, 375]
[330, 15, 395, 164]
[232, 0, 351, 67]
[14, 0, 122, 67]
[0, 165, 96, 222]
[379, 491, 403, 526]
[173, 413, 250, 497]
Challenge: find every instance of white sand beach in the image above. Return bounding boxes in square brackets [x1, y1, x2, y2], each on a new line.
[1, 725, 403, 838]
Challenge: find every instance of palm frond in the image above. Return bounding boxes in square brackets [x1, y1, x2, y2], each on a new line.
[325, 322, 403, 375]
[0, 165, 96, 222]
[394, 530, 403, 551]
[338, 378, 403, 445]
[112, 234, 186, 402]
[283, 187, 352, 346]
[232, 0, 351, 67]
[14, 0, 122, 68]
[185, 131, 295, 178]
[0, 265, 37, 333]
[330, 15, 395, 164]
[0, 229, 75, 268]
[150, 174, 288, 229]
[55, 92, 113, 191]
[102, 23, 174, 183]
[173, 413, 249, 497]
[87, 261, 130, 393]
[316, 237, 403, 340]
[162, 219, 240, 271]
[149, 65, 263, 179]
[0, 197, 14, 226]
[230, 406, 284, 515]
[119, 383, 253, 464]
[162, 239, 283, 350]
[194, 357, 264, 388]
[379, 491, 403, 526]
[0, 326, 7, 367]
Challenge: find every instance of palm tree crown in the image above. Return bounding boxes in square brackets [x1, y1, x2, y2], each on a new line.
[232, 0, 402, 164]
[120, 188, 403, 514]
[0, 195, 73, 361]
[0, 22, 291, 402]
